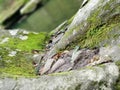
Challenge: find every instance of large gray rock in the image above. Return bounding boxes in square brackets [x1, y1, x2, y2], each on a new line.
[0, 63, 119, 90]
[0, 78, 16, 90]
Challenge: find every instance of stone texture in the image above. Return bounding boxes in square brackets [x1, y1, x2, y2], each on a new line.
[0, 63, 119, 90]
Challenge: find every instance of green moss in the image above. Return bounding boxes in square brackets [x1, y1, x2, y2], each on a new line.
[61, 6, 101, 49]
[0, 48, 35, 78]
[69, 14, 119, 49]
[79, 12, 120, 48]
[64, 0, 120, 50]
[0, 32, 48, 77]
[80, 24, 115, 48]
[0, 32, 47, 51]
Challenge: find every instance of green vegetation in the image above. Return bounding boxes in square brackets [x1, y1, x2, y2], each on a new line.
[78, 11, 120, 48]
[0, 32, 47, 51]
[79, 1, 120, 48]
[0, 49, 35, 78]
[0, 32, 48, 77]
[65, 2, 120, 49]
[80, 24, 118, 48]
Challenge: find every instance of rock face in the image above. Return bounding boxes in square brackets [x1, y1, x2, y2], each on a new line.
[0, 0, 120, 90]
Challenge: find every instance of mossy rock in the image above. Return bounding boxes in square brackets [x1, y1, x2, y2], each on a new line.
[0, 30, 48, 77]
[55, 0, 120, 50]
[0, 31, 48, 51]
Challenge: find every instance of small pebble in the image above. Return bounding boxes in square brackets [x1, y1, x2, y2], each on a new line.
[50, 59, 65, 73]
[0, 37, 9, 44]
[9, 30, 18, 36]
[40, 58, 55, 75]
[23, 30, 29, 34]
[19, 35, 28, 40]
[8, 51, 17, 57]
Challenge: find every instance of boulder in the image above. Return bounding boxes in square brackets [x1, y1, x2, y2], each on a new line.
[0, 63, 119, 90]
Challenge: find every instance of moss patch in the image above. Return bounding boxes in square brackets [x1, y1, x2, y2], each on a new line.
[68, 14, 120, 49]
[0, 32, 47, 52]
[79, 23, 118, 48]
[0, 32, 47, 77]
[64, 0, 120, 50]
[0, 48, 35, 78]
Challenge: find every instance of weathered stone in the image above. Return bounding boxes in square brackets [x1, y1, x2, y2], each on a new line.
[52, 33, 64, 44]
[0, 78, 16, 90]
[40, 58, 55, 75]
[50, 59, 65, 73]
[0, 63, 119, 90]
[33, 54, 43, 64]
[99, 45, 120, 62]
